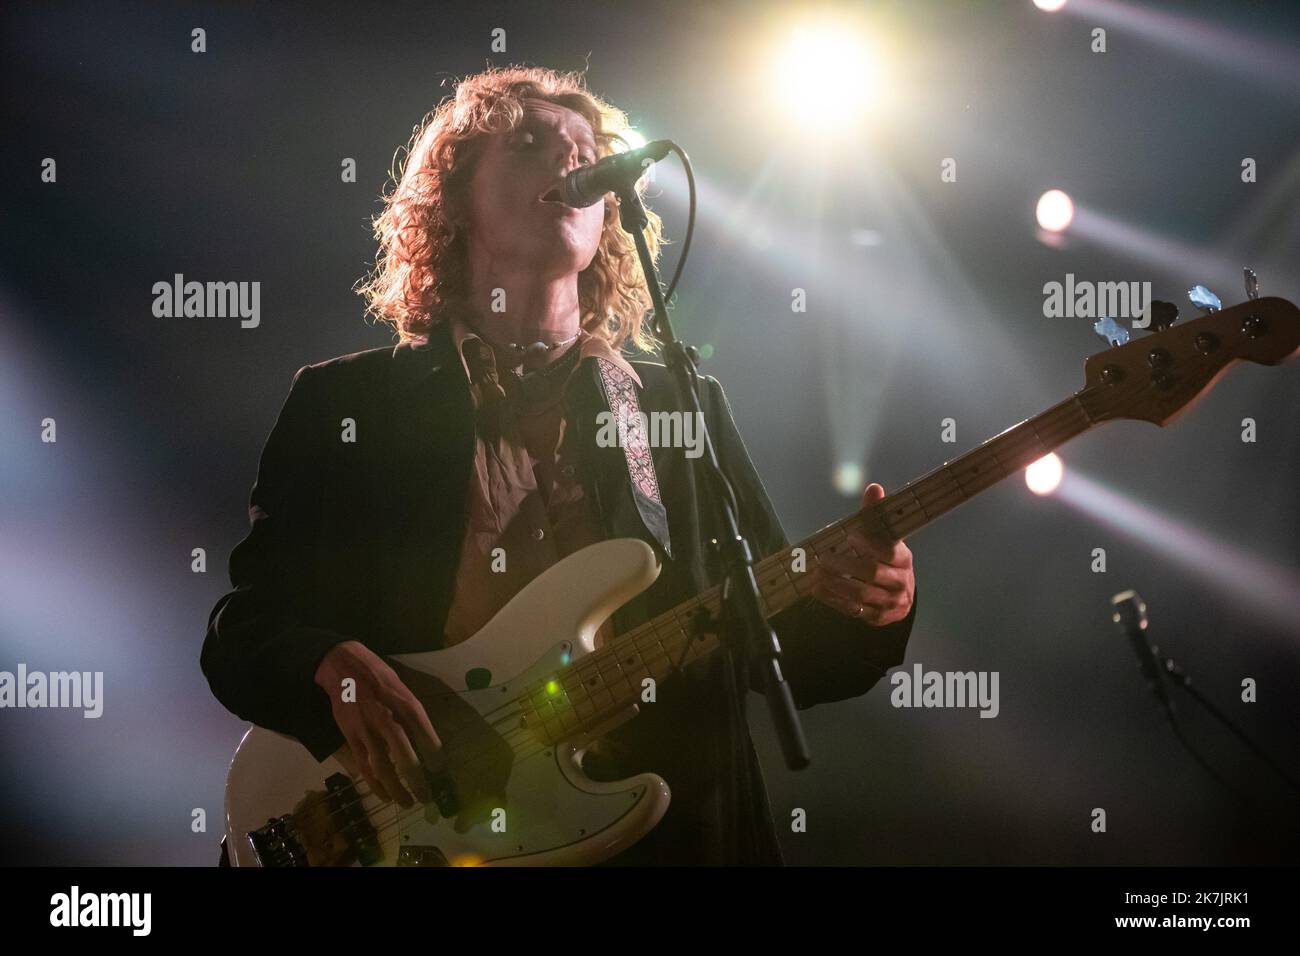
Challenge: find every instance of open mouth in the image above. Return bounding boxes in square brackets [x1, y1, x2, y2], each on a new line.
[538, 185, 565, 204]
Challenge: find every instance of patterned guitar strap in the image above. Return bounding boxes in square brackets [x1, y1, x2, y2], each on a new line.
[594, 358, 672, 559]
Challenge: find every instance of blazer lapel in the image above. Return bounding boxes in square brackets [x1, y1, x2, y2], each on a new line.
[383, 325, 477, 651]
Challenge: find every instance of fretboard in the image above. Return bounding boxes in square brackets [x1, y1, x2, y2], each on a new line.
[519, 388, 1102, 744]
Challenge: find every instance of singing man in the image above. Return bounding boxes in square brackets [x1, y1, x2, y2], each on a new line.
[201, 65, 917, 865]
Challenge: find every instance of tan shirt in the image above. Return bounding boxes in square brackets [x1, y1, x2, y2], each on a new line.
[441, 317, 643, 648]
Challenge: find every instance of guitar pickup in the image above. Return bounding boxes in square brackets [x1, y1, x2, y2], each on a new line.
[325, 773, 382, 866]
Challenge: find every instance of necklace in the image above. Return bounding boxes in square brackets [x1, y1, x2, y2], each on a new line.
[497, 331, 582, 364]
[479, 331, 583, 373]
[501, 334, 584, 413]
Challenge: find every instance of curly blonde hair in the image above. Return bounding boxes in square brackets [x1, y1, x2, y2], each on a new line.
[356, 65, 662, 352]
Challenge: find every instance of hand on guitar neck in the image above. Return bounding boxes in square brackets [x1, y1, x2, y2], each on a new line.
[808, 482, 917, 627]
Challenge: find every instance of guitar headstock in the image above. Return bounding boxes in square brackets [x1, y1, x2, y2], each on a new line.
[1081, 296, 1300, 425]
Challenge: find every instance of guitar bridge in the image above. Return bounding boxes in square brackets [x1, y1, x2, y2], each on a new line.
[248, 773, 382, 866]
[248, 815, 309, 867]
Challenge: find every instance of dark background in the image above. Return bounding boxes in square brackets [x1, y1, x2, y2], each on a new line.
[2, 0, 1297, 865]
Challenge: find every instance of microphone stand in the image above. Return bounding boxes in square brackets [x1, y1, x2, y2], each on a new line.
[1113, 591, 1300, 799]
[613, 170, 811, 778]
[1160, 657, 1300, 796]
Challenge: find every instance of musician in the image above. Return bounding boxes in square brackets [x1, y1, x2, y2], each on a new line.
[201, 65, 917, 865]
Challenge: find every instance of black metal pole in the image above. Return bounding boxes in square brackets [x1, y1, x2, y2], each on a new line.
[1163, 658, 1300, 795]
[614, 176, 810, 771]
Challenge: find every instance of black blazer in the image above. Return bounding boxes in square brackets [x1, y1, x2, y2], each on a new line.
[201, 324, 916, 863]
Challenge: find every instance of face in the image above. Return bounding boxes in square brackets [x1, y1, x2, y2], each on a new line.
[464, 98, 608, 280]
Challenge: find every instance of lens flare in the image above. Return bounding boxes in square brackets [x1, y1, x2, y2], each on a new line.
[618, 127, 647, 151]
[834, 462, 865, 497]
[1025, 453, 1064, 495]
[1036, 189, 1075, 233]
[769, 22, 881, 132]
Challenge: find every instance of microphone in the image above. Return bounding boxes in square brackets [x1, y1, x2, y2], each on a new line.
[561, 140, 673, 208]
[1110, 590, 1176, 723]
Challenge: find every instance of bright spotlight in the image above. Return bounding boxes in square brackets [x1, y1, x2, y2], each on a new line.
[1025, 453, 1064, 496]
[619, 127, 647, 151]
[1036, 189, 1075, 233]
[770, 22, 881, 132]
[833, 461, 864, 496]
[1033, 0, 1068, 11]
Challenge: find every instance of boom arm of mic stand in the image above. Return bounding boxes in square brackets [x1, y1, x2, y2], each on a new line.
[613, 179, 810, 771]
[1163, 659, 1300, 795]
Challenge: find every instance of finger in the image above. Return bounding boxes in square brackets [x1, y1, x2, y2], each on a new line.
[837, 557, 910, 590]
[811, 581, 886, 623]
[380, 719, 432, 804]
[861, 482, 886, 507]
[872, 564, 911, 592]
[862, 482, 910, 548]
[363, 724, 414, 808]
[813, 578, 906, 625]
[816, 546, 910, 590]
[817, 548, 878, 581]
[814, 565, 909, 601]
[393, 694, 446, 773]
[350, 737, 392, 804]
[811, 572, 895, 612]
[847, 531, 910, 566]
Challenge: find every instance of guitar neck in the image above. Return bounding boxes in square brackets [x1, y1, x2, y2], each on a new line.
[523, 390, 1101, 743]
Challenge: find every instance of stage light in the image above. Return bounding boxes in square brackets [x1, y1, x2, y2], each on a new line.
[1068, 205, 1240, 294]
[1033, 0, 1068, 12]
[769, 22, 881, 133]
[1057, 470, 1300, 633]
[618, 127, 647, 151]
[1025, 453, 1064, 495]
[834, 461, 864, 496]
[1036, 190, 1075, 232]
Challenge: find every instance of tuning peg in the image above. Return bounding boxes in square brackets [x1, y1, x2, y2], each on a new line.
[1244, 267, 1259, 300]
[1149, 300, 1179, 331]
[1092, 315, 1129, 347]
[1187, 284, 1222, 314]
